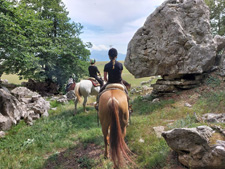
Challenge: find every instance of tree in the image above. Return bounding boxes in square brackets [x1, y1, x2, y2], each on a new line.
[0, 0, 51, 77]
[0, 0, 91, 90]
[205, 0, 225, 36]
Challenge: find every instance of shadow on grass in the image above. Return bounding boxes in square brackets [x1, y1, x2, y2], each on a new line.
[42, 107, 108, 169]
[43, 143, 104, 169]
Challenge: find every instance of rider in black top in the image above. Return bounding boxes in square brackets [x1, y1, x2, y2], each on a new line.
[104, 60, 123, 83]
[95, 48, 129, 111]
[99, 48, 125, 93]
[88, 59, 103, 87]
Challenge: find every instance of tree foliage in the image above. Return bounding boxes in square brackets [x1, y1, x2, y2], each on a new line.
[205, 0, 225, 36]
[0, 0, 91, 89]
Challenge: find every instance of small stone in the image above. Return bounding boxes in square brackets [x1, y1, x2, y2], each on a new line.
[139, 138, 144, 143]
[184, 103, 192, 108]
[0, 131, 5, 138]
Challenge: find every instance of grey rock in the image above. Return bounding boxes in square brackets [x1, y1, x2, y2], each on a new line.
[214, 35, 225, 53]
[0, 131, 5, 138]
[0, 89, 25, 124]
[0, 87, 50, 130]
[153, 126, 165, 138]
[56, 95, 68, 104]
[0, 114, 13, 131]
[184, 102, 192, 108]
[162, 126, 225, 169]
[66, 90, 76, 100]
[202, 113, 225, 123]
[11, 87, 39, 99]
[125, 0, 216, 78]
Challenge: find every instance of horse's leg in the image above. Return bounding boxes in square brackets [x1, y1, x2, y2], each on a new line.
[74, 97, 78, 115]
[102, 124, 109, 158]
[83, 96, 87, 112]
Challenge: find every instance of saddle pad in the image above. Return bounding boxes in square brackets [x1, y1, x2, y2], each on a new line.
[88, 77, 95, 81]
[88, 77, 100, 87]
[106, 83, 125, 90]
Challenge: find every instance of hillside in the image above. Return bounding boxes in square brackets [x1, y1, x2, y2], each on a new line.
[0, 71, 224, 168]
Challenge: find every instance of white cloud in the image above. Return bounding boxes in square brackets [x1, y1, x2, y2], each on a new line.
[91, 44, 109, 51]
[62, 0, 165, 54]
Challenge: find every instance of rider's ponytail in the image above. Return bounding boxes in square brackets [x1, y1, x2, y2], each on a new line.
[108, 48, 118, 70]
[112, 60, 115, 69]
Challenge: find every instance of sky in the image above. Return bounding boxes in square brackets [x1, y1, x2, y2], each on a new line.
[61, 0, 165, 55]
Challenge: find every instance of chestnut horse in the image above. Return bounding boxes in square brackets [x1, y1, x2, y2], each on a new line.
[98, 84, 133, 168]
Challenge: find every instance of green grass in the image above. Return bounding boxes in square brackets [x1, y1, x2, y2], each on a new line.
[196, 90, 225, 113]
[1, 88, 224, 168]
[1, 73, 27, 85]
[0, 101, 103, 169]
[1, 67, 225, 169]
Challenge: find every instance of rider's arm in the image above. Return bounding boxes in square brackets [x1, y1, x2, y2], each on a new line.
[96, 67, 100, 75]
[104, 72, 108, 82]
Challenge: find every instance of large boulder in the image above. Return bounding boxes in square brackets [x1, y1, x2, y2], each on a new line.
[125, 0, 217, 78]
[162, 126, 225, 169]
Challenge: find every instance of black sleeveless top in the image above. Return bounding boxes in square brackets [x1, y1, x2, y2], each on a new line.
[104, 61, 123, 83]
[88, 65, 100, 78]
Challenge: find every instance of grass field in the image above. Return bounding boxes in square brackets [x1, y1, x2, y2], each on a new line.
[0, 72, 225, 168]
[2, 62, 224, 168]
[1, 73, 27, 85]
[1, 61, 152, 87]
[96, 61, 154, 87]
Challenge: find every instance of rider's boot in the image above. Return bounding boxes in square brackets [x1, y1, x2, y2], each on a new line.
[95, 95, 100, 111]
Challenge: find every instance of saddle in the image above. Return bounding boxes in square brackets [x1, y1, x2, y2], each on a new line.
[105, 83, 125, 91]
[98, 83, 127, 98]
[88, 77, 100, 87]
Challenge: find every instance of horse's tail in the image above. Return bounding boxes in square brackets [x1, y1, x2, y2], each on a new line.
[108, 97, 133, 168]
[74, 82, 82, 102]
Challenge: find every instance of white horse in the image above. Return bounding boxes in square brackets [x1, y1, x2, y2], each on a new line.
[74, 80, 100, 114]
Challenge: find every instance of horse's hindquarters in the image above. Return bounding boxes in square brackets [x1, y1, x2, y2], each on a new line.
[98, 89, 130, 167]
[99, 90, 129, 125]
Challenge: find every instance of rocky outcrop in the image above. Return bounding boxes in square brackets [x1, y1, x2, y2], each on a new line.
[124, 0, 225, 96]
[162, 126, 225, 169]
[202, 113, 225, 123]
[0, 87, 50, 130]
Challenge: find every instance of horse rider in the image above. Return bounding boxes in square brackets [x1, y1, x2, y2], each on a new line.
[66, 75, 74, 91]
[88, 58, 103, 87]
[95, 48, 129, 110]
